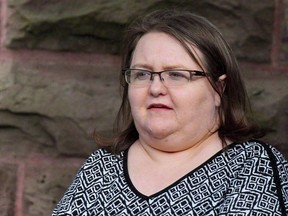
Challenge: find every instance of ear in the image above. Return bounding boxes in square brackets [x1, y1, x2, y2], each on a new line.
[217, 74, 227, 94]
[214, 74, 227, 107]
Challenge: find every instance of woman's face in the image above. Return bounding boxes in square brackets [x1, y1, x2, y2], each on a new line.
[128, 32, 221, 152]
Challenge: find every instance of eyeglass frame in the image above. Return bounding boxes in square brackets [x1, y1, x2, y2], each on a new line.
[122, 68, 208, 86]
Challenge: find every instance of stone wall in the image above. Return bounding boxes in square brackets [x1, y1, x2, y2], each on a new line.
[0, 0, 287, 215]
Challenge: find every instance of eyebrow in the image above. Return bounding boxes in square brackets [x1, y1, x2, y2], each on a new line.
[130, 64, 151, 70]
[130, 64, 188, 70]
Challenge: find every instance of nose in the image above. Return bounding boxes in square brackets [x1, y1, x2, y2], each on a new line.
[149, 73, 167, 96]
[151, 73, 164, 82]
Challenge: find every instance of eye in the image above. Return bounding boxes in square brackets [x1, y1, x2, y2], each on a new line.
[133, 70, 151, 80]
[167, 71, 190, 80]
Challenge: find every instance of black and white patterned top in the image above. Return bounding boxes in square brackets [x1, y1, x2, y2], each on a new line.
[53, 140, 288, 215]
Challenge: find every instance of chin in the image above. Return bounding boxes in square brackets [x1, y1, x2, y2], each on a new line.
[151, 143, 188, 153]
[147, 127, 174, 139]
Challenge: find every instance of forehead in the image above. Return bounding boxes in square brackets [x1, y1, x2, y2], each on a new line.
[131, 32, 204, 70]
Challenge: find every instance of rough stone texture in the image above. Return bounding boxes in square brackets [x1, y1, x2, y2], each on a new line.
[0, 1, 288, 216]
[244, 68, 288, 156]
[0, 59, 121, 157]
[274, 95, 288, 154]
[0, 163, 17, 216]
[281, 0, 288, 62]
[5, 0, 274, 62]
[23, 158, 84, 216]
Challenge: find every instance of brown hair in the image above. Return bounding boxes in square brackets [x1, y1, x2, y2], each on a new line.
[97, 9, 262, 154]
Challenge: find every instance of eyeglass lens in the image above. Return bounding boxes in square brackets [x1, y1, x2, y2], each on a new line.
[125, 69, 206, 86]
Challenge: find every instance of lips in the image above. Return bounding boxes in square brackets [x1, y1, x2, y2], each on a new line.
[148, 103, 172, 109]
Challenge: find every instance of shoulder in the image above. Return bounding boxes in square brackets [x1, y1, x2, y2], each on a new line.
[85, 148, 123, 163]
[81, 148, 125, 171]
[53, 149, 126, 214]
[227, 139, 287, 161]
[222, 139, 288, 177]
[67, 148, 125, 190]
[225, 139, 288, 181]
[218, 140, 288, 214]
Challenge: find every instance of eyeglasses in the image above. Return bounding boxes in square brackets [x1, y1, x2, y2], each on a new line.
[123, 69, 207, 87]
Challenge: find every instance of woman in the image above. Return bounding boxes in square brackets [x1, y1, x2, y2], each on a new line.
[53, 9, 288, 215]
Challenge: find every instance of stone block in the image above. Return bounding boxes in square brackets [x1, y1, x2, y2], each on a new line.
[0, 59, 121, 156]
[5, 0, 274, 62]
[0, 162, 17, 216]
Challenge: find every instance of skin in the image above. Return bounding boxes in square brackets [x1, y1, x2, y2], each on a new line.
[127, 32, 226, 196]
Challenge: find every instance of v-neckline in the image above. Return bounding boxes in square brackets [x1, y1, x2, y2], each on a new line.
[123, 142, 238, 199]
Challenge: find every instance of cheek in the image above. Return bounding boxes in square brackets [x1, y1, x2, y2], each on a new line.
[178, 90, 219, 116]
[128, 86, 138, 101]
[128, 89, 136, 116]
[128, 88, 145, 111]
[128, 90, 138, 122]
[127, 88, 133, 105]
[197, 82, 222, 108]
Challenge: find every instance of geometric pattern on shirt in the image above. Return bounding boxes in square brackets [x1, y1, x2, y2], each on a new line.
[53, 140, 288, 216]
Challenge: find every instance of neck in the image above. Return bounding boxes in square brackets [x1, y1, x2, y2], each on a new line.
[136, 131, 223, 166]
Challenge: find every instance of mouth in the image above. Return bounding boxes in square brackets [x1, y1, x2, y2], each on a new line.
[148, 103, 172, 110]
